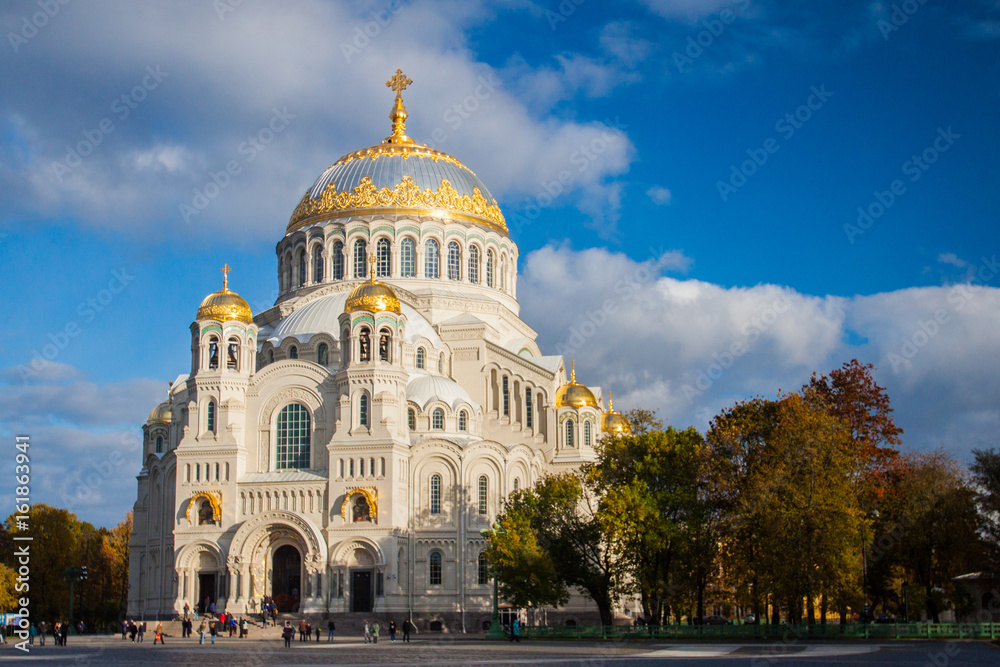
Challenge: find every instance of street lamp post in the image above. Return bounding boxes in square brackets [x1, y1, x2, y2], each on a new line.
[63, 565, 88, 632]
[902, 582, 909, 623]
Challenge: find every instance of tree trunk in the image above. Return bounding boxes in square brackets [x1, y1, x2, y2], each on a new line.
[807, 596, 816, 625]
[820, 594, 827, 625]
[925, 583, 940, 623]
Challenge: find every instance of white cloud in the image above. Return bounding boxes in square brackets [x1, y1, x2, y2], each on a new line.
[647, 185, 673, 205]
[518, 245, 1000, 460]
[0, 0, 636, 241]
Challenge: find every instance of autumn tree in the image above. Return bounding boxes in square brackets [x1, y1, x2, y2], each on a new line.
[482, 505, 568, 610]
[591, 426, 711, 623]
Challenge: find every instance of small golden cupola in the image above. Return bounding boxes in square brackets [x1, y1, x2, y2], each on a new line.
[345, 254, 402, 314]
[147, 382, 173, 424]
[196, 264, 253, 324]
[601, 392, 631, 434]
[555, 361, 599, 409]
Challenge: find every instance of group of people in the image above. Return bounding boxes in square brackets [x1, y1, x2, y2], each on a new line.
[24, 621, 70, 646]
[363, 619, 409, 643]
[122, 619, 166, 644]
[257, 596, 280, 627]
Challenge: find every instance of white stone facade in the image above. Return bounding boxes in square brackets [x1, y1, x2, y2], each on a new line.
[128, 93, 615, 630]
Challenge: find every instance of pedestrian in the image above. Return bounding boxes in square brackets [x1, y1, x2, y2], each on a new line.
[298, 618, 307, 642]
[60, 622, 68, 646]
[184, 602, 190, 617]
[137, 621, 144, 642]
[363, 620, 371, 643]
[198, 619, 207, 645]
[511, 617, 520, 643]
[38, 621, 46, 646]
[402, 618, 411, 643]
[305, 620, 312, 641]
[240, 617, 248, 639]
[54, 622, 62, 646]
[121, 620, 127, 640]
[28, 623, 36, 645]
[315, 624, 320, 642]
[210, 602, 217, 616]
[389, 620, 396, 642]
[327, 619, 335, 642]
[372, 619, 380, 644]
[282, 621, 294, 648]
[129, 621, 138, 642]
[210, 620, 218, 644]
[229, 616, 236, 637]
[271, 606, 277, 625]
[154, 620, 164, 645]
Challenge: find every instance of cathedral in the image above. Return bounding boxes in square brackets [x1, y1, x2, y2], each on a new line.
[128, 70, 630, 631]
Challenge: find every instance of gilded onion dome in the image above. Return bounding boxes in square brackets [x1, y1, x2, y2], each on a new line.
[601, 392, 631, 434]
[196, 264, 253, 324]
[345, 255, 402, 314]
[147, 401, 172, 424]
[555, 361, 599, 409]
[287, 69, 507, 236]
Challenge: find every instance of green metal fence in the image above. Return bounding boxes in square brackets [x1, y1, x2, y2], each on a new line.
[520, 622, 1000, 641]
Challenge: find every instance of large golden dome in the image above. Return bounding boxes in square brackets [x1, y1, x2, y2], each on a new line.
[196, 265, 253, 324]
[555, 361, 599, 409]
[601, 393, 631, 434]
[287, 69, 506, 236]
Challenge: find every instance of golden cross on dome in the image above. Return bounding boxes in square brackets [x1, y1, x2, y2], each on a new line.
[368, 252, 377, 279]
[386, 69, 412, 98]
[608, 391, 614, 411]
[571, 360, 576, 383]
[220, 263, 231, 289]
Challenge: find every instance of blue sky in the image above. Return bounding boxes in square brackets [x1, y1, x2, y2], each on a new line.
[1, 0, 998, 527]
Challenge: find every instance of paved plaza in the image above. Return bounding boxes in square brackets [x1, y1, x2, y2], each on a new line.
[0, 636, 996, 666]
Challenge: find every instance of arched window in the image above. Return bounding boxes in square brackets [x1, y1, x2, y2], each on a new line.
[288, 345, 298, 359]
[400, 238, 416, 277]
[360, 394, 370, 428]
[513, 478, 520, 492]
[458, 410, 468, 432]
[500, 255, 507, 291]
[353, 239, 367, 278]
[208, 336, 219, 370]
[359, 328, 371, 362]
[298, 249, 307, 287]
[432, 408, 444, 430]
[338, 459, 344, 477]
[438, 352, 444, 374]
[468, 245, 480, 283]
[349, 458, 354, 477]
[317, 343, 329, 366]
[276, 403, 311, 469]
[155, 436, 163, 453]
[429, 551, 442, 585]
[424, 239, 439, 278]
[447, 241, 461, 280]
[313, 246, 324, 283]
[502, 376, 509, 417]
[331, 241, 344, 280]
[268, 349, 274, 363]
[359, 458, 365, 477]
[376, 238, 391, 277]
[525, 389, 533, 429]
[478, 475, 488, 515]
[478, 552, 489, 585]
[407, 408, 416, 431]
[380, 457, 386, 477]
[215, 463, 220, 481]
[566, 419, 574, 448]
[227, 337, 239, 370]
[206, 401, 216, 434]
[584, 421, 592, 448]
[195, 463, 200, 481]
[430, 474, 441, 514]
[486, 250, 495, 288]
[369, 457, 375, 477]
[379, 328, 391, 362]
[416, 347, 425, 370]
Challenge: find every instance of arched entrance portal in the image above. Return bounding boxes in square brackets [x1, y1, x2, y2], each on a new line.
[272, 544, 302, 612]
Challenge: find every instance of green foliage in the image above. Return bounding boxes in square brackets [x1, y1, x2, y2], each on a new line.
[1, 505, 131, 629]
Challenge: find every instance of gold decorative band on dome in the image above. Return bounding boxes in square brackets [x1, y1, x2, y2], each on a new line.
[333, 143, 472, 170]
[341, 486, 378, 523]
[186, 490, 222, 524]
[288, 175, 507, 233]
